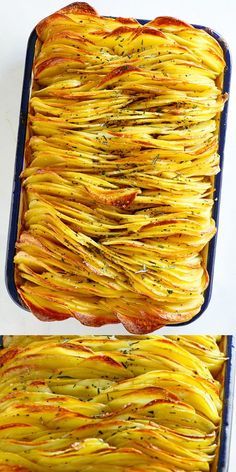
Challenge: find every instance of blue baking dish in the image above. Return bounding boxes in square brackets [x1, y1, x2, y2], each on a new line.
[214, 335, 235, 472]
[5, 19, 231, 326]
[0, 335, 234, 471]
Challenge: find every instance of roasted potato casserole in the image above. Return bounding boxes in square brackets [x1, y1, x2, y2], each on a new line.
[0, 335, 226, 471]
[14, 3, 227, 331]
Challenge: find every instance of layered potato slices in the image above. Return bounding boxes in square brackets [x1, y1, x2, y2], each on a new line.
[14, 3, 227, 332]
[0, 335, 226, 471]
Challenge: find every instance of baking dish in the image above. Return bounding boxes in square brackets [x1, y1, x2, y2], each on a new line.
[5, 17, 231, 327]
[0, 335, 234, 471]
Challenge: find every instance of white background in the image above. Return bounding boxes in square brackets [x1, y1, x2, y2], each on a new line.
[1, 0, 236, 334]
[0, 0, 235, 468]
